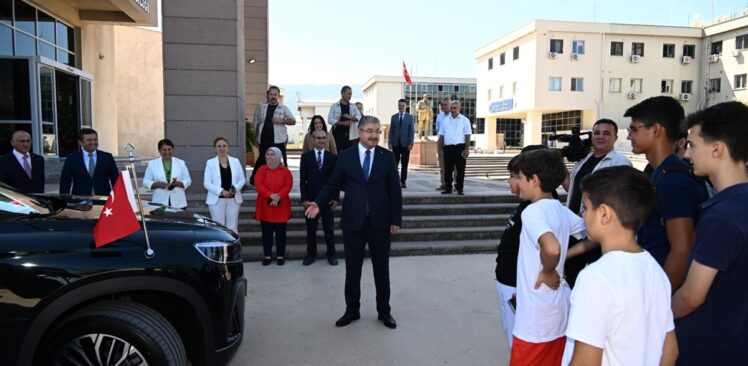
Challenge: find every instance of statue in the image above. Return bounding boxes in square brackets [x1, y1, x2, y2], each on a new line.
[416, 94, 433, 140]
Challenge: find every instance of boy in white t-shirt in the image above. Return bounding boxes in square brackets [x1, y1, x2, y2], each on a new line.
[566, 166, 677, 366]
[510, 149, 586, 366]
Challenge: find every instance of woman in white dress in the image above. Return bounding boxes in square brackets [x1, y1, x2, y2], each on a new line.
[203, 137, 245, 234]
[143, 139, 192, 209]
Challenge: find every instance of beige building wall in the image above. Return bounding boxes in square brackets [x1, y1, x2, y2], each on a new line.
[245, 0, 269, 127]
[476, 20, 705, 148]
[704, 16, 748, 105]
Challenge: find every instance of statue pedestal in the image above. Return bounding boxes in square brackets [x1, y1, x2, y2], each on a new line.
[411, 140, 438, 166]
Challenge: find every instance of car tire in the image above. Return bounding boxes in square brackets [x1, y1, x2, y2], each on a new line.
[40, 300, 187, 366]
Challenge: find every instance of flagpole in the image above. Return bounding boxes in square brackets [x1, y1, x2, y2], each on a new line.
[125, 143, 155, 258]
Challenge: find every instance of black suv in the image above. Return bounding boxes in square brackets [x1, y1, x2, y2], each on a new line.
[0, 183, 245, 365]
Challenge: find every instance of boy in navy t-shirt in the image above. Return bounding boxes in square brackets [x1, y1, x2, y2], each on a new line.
[624, 96, 708, 290]
[672, 101, 748, 365]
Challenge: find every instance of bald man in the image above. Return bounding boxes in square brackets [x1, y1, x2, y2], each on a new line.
[0, 130, 45, 193]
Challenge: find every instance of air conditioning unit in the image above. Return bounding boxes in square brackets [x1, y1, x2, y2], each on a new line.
[548, 52, 557, 59]
[627, 92, 637, 99]
[708, 54, 720, 63]
[630, 54, 641, 63]
[681, 56, 692, 64]
[680, 93, 692, 101]
[571, 53, 580, 61]
[732, 50, 742, 57]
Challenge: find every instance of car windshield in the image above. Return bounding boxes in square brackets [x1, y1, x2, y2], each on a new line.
[0, 186, 51, 218]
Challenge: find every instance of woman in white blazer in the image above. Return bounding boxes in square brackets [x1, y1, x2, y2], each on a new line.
[203, 137, 245, 234]
[143, 139, 192, 209]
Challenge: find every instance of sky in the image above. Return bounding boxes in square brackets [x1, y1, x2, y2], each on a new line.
[268, 0, 747, 86]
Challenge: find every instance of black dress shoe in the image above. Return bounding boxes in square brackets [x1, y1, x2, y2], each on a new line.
[327, 256, 339, 266]
[401, 182, 406, 188]
[441, 189, 452, 195]
[378, 313, 397, 329]
[262, 257, 271, 266]
[277, 257, 285, 266]
[457, 190, 464, 195]
[335, 311, 360, 327]
[302, 256, 315, 266]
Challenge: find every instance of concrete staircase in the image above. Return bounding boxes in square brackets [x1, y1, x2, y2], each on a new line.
[179, 192, 519, 261]
[410, 155, 576, 180]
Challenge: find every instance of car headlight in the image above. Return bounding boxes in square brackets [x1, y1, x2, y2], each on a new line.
[194, 240, 243, 264]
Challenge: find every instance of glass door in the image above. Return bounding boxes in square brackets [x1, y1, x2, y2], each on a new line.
[39, 65, 57, 156]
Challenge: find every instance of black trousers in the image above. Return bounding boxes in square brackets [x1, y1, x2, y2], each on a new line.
[250, 143, 287, 185]
[332, 125, 351, 152]
[392, 144, 410, 183]
[342, 217, 391, 315]
[305, 208, 335, 257]
[261, 221, 287, 257]
[443, 144, 467, 191]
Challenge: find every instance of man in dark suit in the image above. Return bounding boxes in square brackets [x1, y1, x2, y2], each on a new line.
[388, 98, 415, 188]
[0, 130, 45, 193]
[59, 128, 119, 196]
[300, 129, 339, 266]
[305, 116, 403, 329]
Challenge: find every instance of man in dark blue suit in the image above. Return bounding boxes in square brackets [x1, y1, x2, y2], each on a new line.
[300, 129, 340, 266]
[306, 116, 403, 329]
[59, 128, 119, 196]
[388, 98, 415, 188]
[0, 130, 45, 193]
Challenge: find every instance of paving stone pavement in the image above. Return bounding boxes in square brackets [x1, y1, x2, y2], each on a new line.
[230, 253, 511, 366]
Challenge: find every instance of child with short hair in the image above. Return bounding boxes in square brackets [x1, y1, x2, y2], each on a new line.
[566, 166, 677, 366]
[510, 149, 585, 366]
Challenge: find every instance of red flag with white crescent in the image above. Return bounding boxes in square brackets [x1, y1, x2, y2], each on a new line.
[93, 170, 140, 247]
[402, 61, 413, 86]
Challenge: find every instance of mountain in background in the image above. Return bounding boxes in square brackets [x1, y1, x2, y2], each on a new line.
[279, 84, 363, 115]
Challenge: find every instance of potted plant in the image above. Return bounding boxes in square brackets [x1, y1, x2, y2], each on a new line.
[245, 117, 255, 165]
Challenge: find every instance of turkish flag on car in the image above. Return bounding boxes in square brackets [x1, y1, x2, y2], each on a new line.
[402, 61, 413, 86]
[93, 170, 140, 247]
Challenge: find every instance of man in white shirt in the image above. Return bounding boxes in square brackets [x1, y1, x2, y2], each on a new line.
[436, 101, 471, 195]
[0, 130, 45, 193]
[435, 98, 451, 191]
[328, 85, 361, 152]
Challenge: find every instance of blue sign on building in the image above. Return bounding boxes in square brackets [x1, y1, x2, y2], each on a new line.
[489, 98, 514, 113]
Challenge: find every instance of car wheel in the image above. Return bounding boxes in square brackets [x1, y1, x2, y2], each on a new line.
[40, 300, 187, 366]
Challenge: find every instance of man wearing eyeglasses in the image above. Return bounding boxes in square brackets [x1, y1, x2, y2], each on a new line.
[562, 119, 631, 287]
[305, 116, 403, 330]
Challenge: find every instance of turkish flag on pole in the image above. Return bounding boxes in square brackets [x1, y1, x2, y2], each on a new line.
[402, 61, 413, 86]
[93, 170, 140, 247]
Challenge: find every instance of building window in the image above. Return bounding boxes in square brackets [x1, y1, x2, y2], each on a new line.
[541, 110, 582, 135]
[475, 118, 485, 134]
[488, 57, 493, 70]
[496, 118, 523, 147]
[513, 46, 519, 60]
[736, 74, 747, 90]
[512, 81, 519, 96]
[572, 40, 585, 54]
[632, 42, 645, 57]
[500, 52, 505, 65]
[662, 44, 675, 58]
[550, 39, 564, 53]
[611, 41, 624, 56]
[499, 85, 504, 99]
[549, 77, 562, 91]
[681, 80, 693, 94]
[630, 78, 643, 93]
[710, 41, 722, 55]
[609, 78, 622, 93]
[0, 1, 76, 66]
[709, 78, 721, 93]
[683, 44, 695, 58]
[487, 88, 492, 101]
[736, 35, 748, 50]
[661, 79, 673, 93]
[571, 78, 584, 92]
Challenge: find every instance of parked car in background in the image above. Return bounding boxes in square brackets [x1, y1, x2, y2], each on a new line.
[0, 183, 246, 366]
